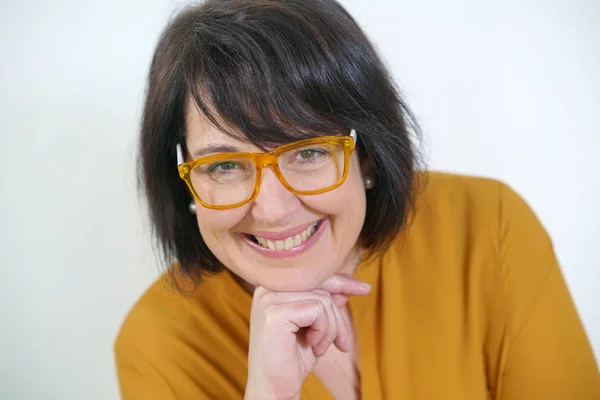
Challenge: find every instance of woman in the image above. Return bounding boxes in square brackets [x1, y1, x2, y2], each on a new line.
[115, 0, 600, 398]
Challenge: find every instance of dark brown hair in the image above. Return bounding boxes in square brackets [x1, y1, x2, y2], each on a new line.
[140, 0, 423, 282]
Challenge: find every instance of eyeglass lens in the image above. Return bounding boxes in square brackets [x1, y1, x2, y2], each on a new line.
[190, 142, 346, 206]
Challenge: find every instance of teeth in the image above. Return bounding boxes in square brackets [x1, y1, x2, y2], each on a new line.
[293, 234, 302, 246]
[284, 237, 294, 250]
[252, 221, 320, 250]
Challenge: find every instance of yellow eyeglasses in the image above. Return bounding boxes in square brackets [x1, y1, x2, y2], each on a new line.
[177, 129, 357, 210]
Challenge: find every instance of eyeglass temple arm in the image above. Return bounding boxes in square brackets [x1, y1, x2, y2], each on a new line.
[175, 129, 357, 167]
[176, 144, 184, 166]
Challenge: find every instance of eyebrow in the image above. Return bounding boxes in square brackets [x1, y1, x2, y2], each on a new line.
[191, 145, 242, 158]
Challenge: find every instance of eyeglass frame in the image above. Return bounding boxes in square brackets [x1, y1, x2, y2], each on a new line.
[176, 129, 357, 210]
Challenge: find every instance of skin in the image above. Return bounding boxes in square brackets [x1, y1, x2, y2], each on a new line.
[185, 100, 372, 399]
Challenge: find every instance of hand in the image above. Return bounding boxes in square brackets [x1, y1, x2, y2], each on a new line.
[244, 274, 371, 400]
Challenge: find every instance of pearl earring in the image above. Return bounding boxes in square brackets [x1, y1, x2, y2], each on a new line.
[364, 177, 375, 189]
[188, 201, 197, 215]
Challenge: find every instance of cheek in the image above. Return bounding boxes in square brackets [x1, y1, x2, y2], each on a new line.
[196, 206, 248, 237]
[298, 178, 366, 223]
[299, 154, 366, 215]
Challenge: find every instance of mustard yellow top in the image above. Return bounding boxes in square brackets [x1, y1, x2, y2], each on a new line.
[115, 172, 600, 399]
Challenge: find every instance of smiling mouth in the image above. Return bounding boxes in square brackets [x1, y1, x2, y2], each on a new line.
[245, 220, 323, 251]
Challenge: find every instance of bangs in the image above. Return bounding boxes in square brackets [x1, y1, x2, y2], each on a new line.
[180, 1, 360, 149]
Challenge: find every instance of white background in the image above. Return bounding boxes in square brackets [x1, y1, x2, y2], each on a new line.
[0, 0, 598, 398]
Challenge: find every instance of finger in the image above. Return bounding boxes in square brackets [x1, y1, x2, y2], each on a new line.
[306, 289, 338, 356]
[309, 289, 338, 357]
[332, 294, 349, 308]
[332, 304, 351, 352]
[252, 285, 268, 301]
[271, 299, 329, 351]
[305, 316, 328, 351]
[311, 297, 338, 356]
[253, 288, 276, 307]
[258, 291, 339, 356]
[318, 274, 371, 297]
[312, 290, 349, 353]
[270, 298, 328, 334]
[261, 290, 335, 307]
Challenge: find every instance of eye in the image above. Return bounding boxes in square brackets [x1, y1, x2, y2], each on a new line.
[296, 149, 325, 160]
[209, 161, 240, 172]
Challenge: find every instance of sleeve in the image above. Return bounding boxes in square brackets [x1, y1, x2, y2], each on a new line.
[114, 303, 243, 400]
[494, 183, 600, 399]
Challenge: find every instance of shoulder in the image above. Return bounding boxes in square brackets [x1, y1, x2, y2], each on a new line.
[114, 271, 215, 371]
[393, 171, 555, 329]
[115, 267, 249, 351]
[115, 273, 189, 346]
[116, 270, 210, 338]
[417, 170, 505, 215]
[114, 269, 250, 398]
[406, 171, 543, 242]
[401, 171, 506, 248]
[380, 170, 551, 302]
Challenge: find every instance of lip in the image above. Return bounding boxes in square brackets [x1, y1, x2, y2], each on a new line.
[245, 220, 322, 241]
[240, 218, 329, 259]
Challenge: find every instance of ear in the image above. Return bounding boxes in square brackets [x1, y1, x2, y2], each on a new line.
[360, 154, 373, 178]
[359, 156, 375, 190]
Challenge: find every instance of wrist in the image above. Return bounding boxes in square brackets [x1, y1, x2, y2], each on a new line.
[244, 381, 300, 400]
[244, 394, 299, 400]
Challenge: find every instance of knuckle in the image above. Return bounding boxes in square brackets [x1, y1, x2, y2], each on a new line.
[260, 291, 275, 303]
[312, 300, 326, 315]
[256, 290, 279, 307]
[253, 286, 267, 299]
[312, 290, 332, 306]
[319, 295, 333, 309]
[262, 304, 280, 325]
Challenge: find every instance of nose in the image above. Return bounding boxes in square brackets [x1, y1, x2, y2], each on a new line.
[251, 167, 301, 226]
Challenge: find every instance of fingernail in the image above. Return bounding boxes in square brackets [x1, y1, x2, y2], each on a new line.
[358, 282, 371, 290]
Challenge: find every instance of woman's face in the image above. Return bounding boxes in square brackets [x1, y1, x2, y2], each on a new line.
[185, 104, 368, 292]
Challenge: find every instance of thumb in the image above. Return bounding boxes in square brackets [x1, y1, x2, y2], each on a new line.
[318, 274, 371, 297]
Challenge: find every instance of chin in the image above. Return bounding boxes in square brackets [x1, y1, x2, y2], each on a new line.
[249, 262, 337, 293]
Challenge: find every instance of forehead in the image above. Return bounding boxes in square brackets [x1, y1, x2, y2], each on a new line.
[184, 96, 256, 151]
[183, 94, 347, 158]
